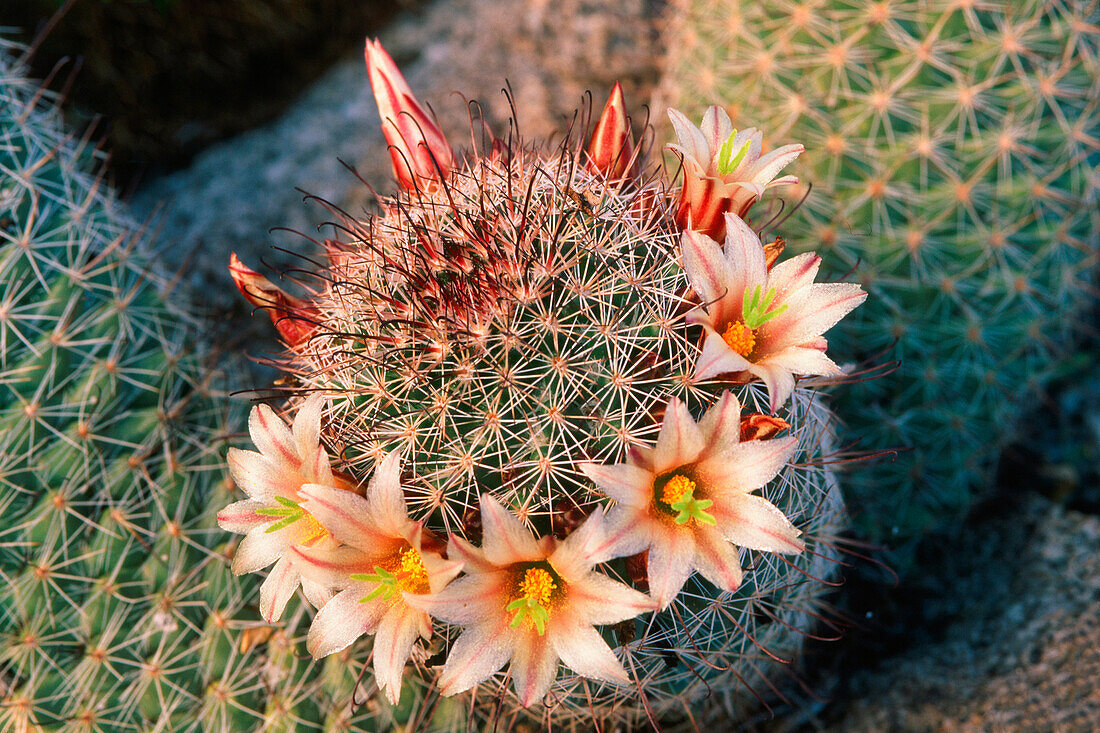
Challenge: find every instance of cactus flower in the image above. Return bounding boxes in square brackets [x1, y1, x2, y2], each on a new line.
[579, 392, 802, 610]
[228, 252, 318, 348]
[366, 38, 454, 190]
[586, 82, 635, 179]
[682, 215, 867, 411]
[217, 395, 353, 622]
[668, 106, 803, 240]
[290, 452, 462, 705]
[406, 496, 655, 707]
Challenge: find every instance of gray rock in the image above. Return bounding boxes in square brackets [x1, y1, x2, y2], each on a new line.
[822, 498, 1100, 732]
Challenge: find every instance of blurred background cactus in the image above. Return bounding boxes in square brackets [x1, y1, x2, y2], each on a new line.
[662, 0, 1100, 560]
[0, 39, 305, 731]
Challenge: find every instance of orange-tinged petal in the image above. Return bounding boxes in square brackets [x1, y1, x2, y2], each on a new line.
[646, 526, 696, 610]
[592, 505, 653, 562]
[300, 576, 335, 610]
[479, 494, 542, 565]
[437, 620, 515, 697]
[404, 573, 506, 626]
[681, 229, 737, 328]
[259, 555, 300, 623]
[586, 82, 635, 179]
[365, 451, 409, 537]
[249, 403, 299, 470]
[550, 621, 630, 686]
[651, 397, 705, 475]
[697, 436, 797, 496]
[578, 461, 652, 506]
[693, 327, 752, 381]
[714, 493, 805, 554]
[307, 588, 389, 658]
[691, 526, 743, 593]
[232, 524, 288, 575]
[511, 626, 561, 707]
[373, 605, 424, 704]
[568, 572, 657, 625]
[291, 545, 378, 588]
[298, 483, 396, 552]
[216, 499, 267, 534]
[696, 390, 744, 455]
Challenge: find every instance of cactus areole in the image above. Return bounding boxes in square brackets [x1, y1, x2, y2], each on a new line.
[221, 39, 866, 729]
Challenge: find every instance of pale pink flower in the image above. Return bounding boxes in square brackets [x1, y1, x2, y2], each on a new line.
[683, 215, 867, 411]
[668, 106, 803, 241]
[406, 496, 655, 707]
[579, 392, 803, 610]
[365, 38, 454, 190]
[290, 452, 462, 705]
[216, 394, 352, 622]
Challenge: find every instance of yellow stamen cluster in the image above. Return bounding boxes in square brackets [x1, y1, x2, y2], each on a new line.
[661, 474, 696, 507]
[397, 548, 429, 591]
[722, 320, 756, 357]
[518, 567, 556, 607]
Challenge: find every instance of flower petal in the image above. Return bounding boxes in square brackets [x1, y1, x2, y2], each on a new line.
[715, 493, 805, 554]
[373, 605, 423, 705]
[699, 106, 733, 165]
[750, 143, 804, 185]
[652, 397, 705, 475]
[691, 527, 742, 593]
[682, 229, 737, 327]
[722, 214, 768, 294]
[762, 282, 867, 352]
[698, 435, 797, 495]
[226, 448, 289, 501]
[232, 525, 287, 575]
[422, 550, 465, 594]
[259, 555, 300, 622]
[695, 390, 743, 457]
[404, 573, 506, 625]
[551, 621, 630, 686]
[694, 327, 752, 381]
[578, 461, 652, 506]
[479, 494, 541, 565]
[307, 588, 389, 658]
[292, 545, 375, 588]
[298, 483, 394, 551]
[667, 108, 709, 165]
[249, 403, 299, 468]
[762, 347, 843, 378]
[438, 620, 515, 697]
[748, 360, 798, 413]
[216, 499, 268, 534]
[766, 252, 820, 302]
[510, 628, 561, 707]
[589, 505, 653, 562]
[301, 576, 335, 609]
[646, 526, 696, 610]
[549, 508, 606, 579]
[365, 452, 409, 536]
[568, 572, 657, 625]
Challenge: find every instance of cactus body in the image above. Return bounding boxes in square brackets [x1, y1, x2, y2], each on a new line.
[256, 124, 848, 728]
[663, 0, 1100, 552]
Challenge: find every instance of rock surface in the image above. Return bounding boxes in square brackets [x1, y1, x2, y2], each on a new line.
[130, 0, 663, 382]
[812, 496, 1100, 732]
